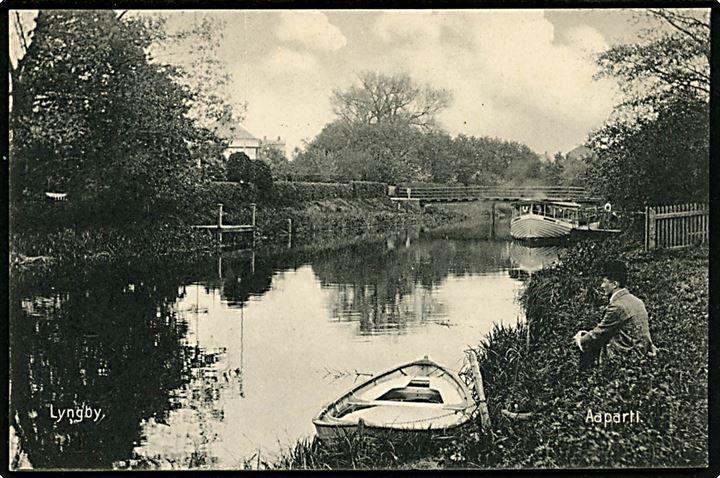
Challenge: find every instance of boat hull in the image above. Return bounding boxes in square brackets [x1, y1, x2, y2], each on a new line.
[511, 215, 573, 240]
[314, 416, 468, 441]
[313, 358, 474, 440]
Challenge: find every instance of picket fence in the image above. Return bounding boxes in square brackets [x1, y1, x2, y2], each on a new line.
[644, 203, 709, 251]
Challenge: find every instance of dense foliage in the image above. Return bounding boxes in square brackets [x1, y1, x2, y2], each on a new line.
[225, 152, 275, 202]
[291, 69, 575, 187]
[10, 11, 221, 228]
[586, 10, 709, 210]
[292, 120, 560, 186]
[257, 143, 293, 179]
[273, 181, 386, 204]
[586, 97, 709, 209]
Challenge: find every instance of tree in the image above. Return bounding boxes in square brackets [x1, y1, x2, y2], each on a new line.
[331, 71, 451, 129]
[586, 97, 708, 209]
[415, 131, 457, 184]
[257, 144, 292, 179]
[541, 153, 566, 186]
[226, 152, 274, 200]
[141, 11, 247, 129]
[10, 10, 213, 225]
[595, 9, 709, 111]
[586, 9, 710, 210]
[293, 120, 427, 183]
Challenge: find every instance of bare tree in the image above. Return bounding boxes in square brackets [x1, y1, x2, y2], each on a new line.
[596, 9, 709, 107]
[331, 71, 451, 129]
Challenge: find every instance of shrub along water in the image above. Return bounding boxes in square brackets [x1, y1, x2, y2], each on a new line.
[10, 220, 218, 268]
[471, 238, 707, 468]
[272, 237, 708, 469]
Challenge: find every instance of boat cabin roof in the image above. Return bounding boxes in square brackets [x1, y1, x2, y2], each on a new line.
[512, 199, 582, 208]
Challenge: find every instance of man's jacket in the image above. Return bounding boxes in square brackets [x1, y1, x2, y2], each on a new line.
[579, 289, 654, 356]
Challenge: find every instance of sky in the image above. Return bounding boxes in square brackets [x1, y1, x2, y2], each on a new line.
[205, 9, 654, 156]
[9, 9, 704, 157]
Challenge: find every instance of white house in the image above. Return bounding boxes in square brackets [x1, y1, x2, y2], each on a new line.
[211, 118, 261, 160]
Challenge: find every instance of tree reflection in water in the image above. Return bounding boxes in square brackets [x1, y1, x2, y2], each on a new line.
[9, 260, 219, 469]
[309, 234, 535, 335]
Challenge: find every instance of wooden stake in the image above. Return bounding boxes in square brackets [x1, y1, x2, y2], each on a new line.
[467, 351, 492, 432]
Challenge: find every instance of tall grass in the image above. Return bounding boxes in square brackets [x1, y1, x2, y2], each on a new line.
[274, 239, 708, 469]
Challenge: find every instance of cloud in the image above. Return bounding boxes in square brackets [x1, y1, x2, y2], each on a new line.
[262, 47, 320, 74]
[374, 11, 443, 43]
[369, 10, 617, 153]
[276, 11, 346, 51]
[563, 24, 609, 54]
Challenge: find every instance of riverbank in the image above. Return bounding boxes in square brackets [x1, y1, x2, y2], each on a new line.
[271, 236, 709, 469]
[250, 197, 494, 246]
[10, 197, 481, 268]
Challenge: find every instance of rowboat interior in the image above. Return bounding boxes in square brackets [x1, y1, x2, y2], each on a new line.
[315, 359, 473, 434]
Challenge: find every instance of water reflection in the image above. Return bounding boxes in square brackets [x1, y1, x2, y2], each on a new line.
[508, 243, 561, 280]
[313, 237, 525, 335]
[10, 261, 207, 469]
[10, 227, 561, 470]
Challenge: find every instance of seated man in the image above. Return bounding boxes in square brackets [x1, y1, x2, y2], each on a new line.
[574, 260, 657, 369]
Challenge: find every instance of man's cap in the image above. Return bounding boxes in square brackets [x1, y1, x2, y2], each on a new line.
[601, 260, 627, 283]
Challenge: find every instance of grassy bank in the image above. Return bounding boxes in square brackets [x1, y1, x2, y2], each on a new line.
[9, 220, 220, 270]
[230, 197, 473, 246]
[272, 237, 709, 469]
[10, 196, 474, 267]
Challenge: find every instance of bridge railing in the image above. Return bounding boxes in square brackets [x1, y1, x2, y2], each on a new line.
[390, 185, 594, 201]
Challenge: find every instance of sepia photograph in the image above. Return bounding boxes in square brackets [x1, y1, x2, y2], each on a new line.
[7, 7, 711, 471]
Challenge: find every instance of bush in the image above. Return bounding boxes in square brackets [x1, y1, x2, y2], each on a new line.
[273, 181, 387, 205]
[226, 152, 253, 182]
[350, 181, 387, 199]
[189, 181, 258, 225]
[469, 240, 709, 468]
[250, 160, 275, 202]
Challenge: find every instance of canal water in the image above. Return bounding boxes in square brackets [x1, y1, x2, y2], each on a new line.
[9, 221, 561, 470]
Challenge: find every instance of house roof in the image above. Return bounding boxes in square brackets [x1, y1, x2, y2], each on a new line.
[210, 119, 258, 142]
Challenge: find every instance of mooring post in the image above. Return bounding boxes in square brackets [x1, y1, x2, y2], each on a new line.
[467, 351, 492, 432]
[490, 202, 496, 239]
[287, 218, 293, 248]
[217, 203, 224, 245]
[250, 203, 257, 248]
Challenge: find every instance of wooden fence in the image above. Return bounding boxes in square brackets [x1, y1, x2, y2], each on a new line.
[644, 203, 709, 251]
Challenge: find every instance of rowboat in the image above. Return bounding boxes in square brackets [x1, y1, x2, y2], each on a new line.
[313, 357, 474, 441]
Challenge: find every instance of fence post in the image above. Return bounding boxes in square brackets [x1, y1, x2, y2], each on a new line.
[646, 206, 656, 251]
[644, 206, 650, 252]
